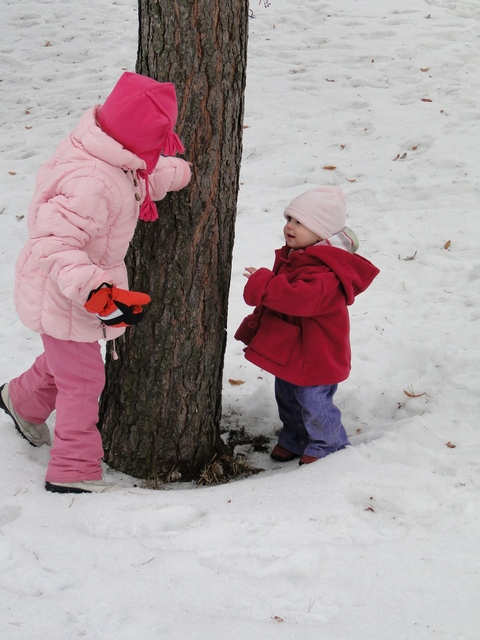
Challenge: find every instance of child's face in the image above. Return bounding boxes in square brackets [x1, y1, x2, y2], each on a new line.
[283, 216, 322, 249]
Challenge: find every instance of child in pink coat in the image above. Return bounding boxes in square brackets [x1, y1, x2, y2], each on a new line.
[235, 187, 379, 465]
[0, 72, 191, 493]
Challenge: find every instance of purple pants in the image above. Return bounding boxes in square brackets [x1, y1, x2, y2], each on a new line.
[9, 334, 105, 483]
[275, 377, 350, 458]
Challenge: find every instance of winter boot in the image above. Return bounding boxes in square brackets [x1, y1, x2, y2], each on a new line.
[270, 444, 298, 462]
[45, 480, 115, 494]
[0, 383, 51, 447]
[299, 455, 319, 465]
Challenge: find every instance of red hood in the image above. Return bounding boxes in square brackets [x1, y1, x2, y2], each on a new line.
[276, 245, 380, 305]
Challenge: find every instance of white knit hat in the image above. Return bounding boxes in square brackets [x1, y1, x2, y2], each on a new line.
[284, 186, 346, 239]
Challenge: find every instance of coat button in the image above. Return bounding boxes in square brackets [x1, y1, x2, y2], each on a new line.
[135, 193, 141, 201]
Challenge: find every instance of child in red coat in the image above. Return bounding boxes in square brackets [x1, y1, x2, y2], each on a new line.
[235, 186, 379, 464]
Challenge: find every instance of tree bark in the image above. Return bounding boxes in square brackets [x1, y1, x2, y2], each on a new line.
[99, 0, 248, 482]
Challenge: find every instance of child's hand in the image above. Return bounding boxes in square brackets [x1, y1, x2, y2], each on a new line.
[243, 267, 257, 279]
[85, 283, 151, 327]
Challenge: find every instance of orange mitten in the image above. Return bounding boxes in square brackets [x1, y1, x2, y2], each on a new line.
[85, 283, 151, 327]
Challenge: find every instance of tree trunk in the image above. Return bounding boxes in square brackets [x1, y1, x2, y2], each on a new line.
[98, 0, 248, 482]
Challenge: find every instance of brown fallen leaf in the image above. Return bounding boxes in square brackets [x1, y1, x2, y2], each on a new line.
[44, 41, 53, 47]
[25, 125, 32, 130]
[365, 506, 375, 513]
[325, 78, 336, 83]
[443, 240, 451, 250]
[446, 441, 456, 449]
[411, 145, 418, 150]
[323, 165, 336, 170]
[420, 67, 430, 72]
[421, 98, 433, 102]
[346, 178, 357, 183]
[228, 378, 245, 386]
[403, 389, 426, 398]
[272, 616, 285, 623]
[8, 171, 16, 175]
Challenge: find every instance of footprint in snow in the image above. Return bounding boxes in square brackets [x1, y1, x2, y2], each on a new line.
[0, 504, 22, 528]
[78, 504, 206, 539]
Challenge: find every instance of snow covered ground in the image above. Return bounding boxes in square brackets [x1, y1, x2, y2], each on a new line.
[1, 1, 479, 638]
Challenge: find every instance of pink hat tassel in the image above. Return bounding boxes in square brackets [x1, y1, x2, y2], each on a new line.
[137, 169, 159, 222]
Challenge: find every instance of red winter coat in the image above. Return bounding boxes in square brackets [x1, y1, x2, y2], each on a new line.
[234, 245, 379, 386]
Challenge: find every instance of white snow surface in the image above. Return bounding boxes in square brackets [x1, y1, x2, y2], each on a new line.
[1, 1, 479, 638]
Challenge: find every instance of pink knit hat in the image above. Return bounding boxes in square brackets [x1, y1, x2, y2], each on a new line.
[96, 72, 185, 221]
[284, 186, 346, 239]
[96, 72, 184, 170]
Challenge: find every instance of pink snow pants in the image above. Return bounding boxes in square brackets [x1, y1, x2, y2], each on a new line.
[9, 334, 105, 483]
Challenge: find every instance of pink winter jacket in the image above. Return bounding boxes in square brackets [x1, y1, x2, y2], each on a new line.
[14, 107, 191, 342]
